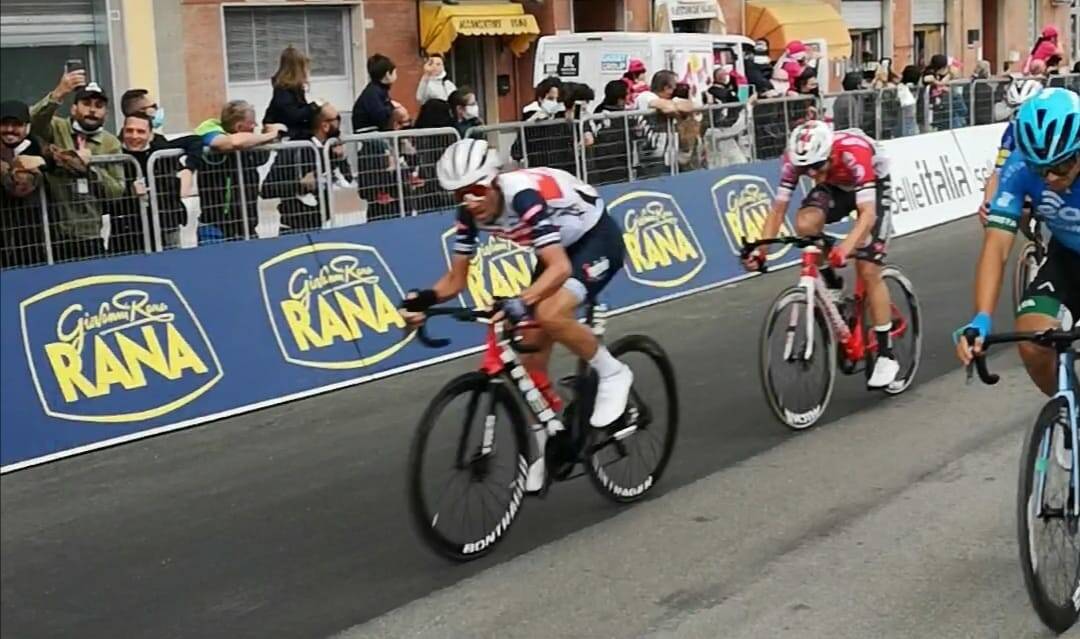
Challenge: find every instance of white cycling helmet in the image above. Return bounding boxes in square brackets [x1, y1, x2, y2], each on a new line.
[1005, 78, 1043, 109]
[787, 120, 834, 167]
[437, 138, 500, 191]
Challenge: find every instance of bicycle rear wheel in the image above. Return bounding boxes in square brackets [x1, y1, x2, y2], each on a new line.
[1013, 240, 1039, 314]
[408, 372, 530, 561]
[585, 335, 678, 504]
[1017, 397, 1080, 633]
[760, 286, 836, 430]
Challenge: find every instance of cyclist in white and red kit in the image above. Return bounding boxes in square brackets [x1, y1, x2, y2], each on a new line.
[746, 120, 900, 389]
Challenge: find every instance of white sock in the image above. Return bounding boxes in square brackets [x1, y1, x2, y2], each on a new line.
[589, 346, 623, 378]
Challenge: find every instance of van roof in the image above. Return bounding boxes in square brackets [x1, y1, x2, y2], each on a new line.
[537, 32, 754, 45]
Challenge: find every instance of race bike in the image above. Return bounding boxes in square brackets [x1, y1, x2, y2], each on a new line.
[407, 299, 678, 561]
[966, 327, 1080, 633]
[741, 234, 922, 430]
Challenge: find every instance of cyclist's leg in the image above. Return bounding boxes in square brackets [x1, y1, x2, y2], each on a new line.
[857, 177, 895, 352]
[1015, 240, 1079, 396]
[794, 183, 829, 236]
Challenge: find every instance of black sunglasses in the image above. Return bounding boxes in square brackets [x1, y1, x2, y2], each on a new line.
[1028, 152, 1079, 178]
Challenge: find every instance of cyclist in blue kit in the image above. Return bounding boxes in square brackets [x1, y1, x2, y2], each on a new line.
[978, 78, 1043, 223]
[957, 88, 1080, 396]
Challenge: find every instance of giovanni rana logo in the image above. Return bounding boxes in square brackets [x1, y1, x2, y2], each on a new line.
[610, 191, 705, 288]
[259, 243, 412, 369]
[19, 275, 222, 423]
[710, 175, 795, 261]
[440, 230, 536, 309]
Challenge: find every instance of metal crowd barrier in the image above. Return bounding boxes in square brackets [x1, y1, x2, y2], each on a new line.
[325, 127, 461, 225]
[6, 73, 1078, 271]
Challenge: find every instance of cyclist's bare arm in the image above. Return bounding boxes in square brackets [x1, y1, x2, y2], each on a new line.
[762, 197, 790, 240]
[521, 244, 572, 306]
[432, 254, 471, 300]
[980, 170, 1000, 215]
[972, 228, 1014, 316]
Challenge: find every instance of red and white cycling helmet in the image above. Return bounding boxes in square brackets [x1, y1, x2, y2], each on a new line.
[787, 120, 834, 167]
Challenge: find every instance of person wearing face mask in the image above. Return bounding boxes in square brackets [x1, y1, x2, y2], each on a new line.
[352, 53, 398, 133]
[30, 71, 124, 262]
[262, 102, 353, 232]
[587, 80, 638, 184]
[0, 100, 49, 268]
[514, 77, 567, 169]
[447, 87, 482, 138]
[416, 53, 457, 105]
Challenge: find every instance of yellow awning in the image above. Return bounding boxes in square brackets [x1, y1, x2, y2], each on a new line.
[745, 0, 851, 60]
[420, 2, 540, 57]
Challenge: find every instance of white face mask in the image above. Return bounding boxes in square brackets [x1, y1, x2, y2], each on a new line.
[771, 80, 789, 93]
[464, 104, 480, 119]
[541, 99, 561, 114]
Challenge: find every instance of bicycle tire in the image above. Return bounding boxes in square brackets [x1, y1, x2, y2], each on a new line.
[1017, 397, 1080, 633]
[585, 335, 679, 504]
[408, 372, 530, 562]
[760, 286, 837, 430]
[1012, 240, 1038, 314]
[864, 266, 922, 396]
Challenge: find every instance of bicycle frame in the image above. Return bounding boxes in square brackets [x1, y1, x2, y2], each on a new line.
[1033, 347, 1078, 521]
[793, 247, 909, 364]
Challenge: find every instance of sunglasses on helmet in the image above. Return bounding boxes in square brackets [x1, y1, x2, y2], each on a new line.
[1027, 152, 1079, 178]
[805, 159, 828, 172]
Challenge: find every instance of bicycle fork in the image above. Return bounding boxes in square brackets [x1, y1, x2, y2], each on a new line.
[1032, 352, 1079, 523]
[786, 248, 852, 361]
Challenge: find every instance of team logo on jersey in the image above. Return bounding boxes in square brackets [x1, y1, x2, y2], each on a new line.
[610, 191, 705, 288]
[259, 243, 413, 369]
[1036, 191, 1080, 230]
[440, 229, 536, 310]
[710, 175, 798, 262]
[19, 275, 222, 423]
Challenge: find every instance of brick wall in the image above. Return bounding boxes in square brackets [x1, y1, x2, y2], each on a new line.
[181, 0, 227, 128]
[892, 0, 914, 68]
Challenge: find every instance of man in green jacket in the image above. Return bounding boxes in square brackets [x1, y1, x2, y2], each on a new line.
[30, 69, 125, 262]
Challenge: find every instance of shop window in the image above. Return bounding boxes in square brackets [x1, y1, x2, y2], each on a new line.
[849, 29, 881, 71]
[913, 25, 945, 69]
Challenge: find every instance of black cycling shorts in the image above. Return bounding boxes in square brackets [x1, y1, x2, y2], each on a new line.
[1017, 239, 1080, 324]
[533, 211, 625, 304]
[799, 177, 894, 263]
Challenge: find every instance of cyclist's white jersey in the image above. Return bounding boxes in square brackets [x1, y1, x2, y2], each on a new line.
[452, 167, 604, 256]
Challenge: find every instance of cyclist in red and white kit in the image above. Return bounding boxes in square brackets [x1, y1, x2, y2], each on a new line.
[747, 120, 899, 388]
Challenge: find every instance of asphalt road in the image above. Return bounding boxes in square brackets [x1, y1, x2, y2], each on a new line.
[1, 217, 1032, 639]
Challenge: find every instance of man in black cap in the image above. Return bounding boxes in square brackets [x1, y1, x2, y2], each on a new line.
[30, 68, 124, 262]
[0, 100, 49, 268]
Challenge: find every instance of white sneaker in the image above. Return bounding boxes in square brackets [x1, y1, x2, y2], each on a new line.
[525, 456, 546, 493]
[591, 364, 634, 427]
[867, 357, 900, 389]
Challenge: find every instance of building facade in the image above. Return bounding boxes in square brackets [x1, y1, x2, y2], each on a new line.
[1, 0, 1074, 134]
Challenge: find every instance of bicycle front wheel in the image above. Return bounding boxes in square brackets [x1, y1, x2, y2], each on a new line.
[760, 286, 837, 430]
[586, 335, 678, 504]
[873, 266, 922, 396]
[1017, 397, 1080, 633]
[408, 372, 530, 561]
[1013, 240, 1039, 313]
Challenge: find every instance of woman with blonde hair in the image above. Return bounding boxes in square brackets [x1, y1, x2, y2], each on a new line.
[263, 45, 320, 138]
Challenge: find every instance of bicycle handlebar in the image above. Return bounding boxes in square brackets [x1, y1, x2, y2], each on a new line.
[409, 301, 540, 353]
[739, 235, 838, 274]
[962, 327, 1080, 386]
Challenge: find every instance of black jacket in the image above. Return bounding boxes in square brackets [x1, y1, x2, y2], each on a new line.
[351, 82, 393, 133]
[264, 86, 318, 138]
[261, 138, 353, 232]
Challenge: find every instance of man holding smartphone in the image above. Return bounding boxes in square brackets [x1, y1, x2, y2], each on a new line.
[29, 66, 124, 262]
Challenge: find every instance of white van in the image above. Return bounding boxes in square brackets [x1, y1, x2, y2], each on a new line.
[533, 32, 754, 104]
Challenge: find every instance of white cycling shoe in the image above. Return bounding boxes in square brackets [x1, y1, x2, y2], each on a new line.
[525, 456, 547, 493]
[590, 364, 634, 428]
[867, 356, 900, 389]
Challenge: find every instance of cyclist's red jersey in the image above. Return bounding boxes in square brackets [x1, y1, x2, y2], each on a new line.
[776, 129, 890, 206]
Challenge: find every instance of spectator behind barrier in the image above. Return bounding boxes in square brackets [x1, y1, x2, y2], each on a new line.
[30, 71, 124, 262]
[587, 80, 640, 184]
[561, 81, 597, 149]
[116, 111, 200, 251]
[355, 102, 418, 221]
[120, 88, 167, 140]
[633, 70, 688, 176]
[0, 100, 48, 268]
[622, 58, 648, 105]
[263, 46, 320, 139]
[412, 98, 457, 211]
[514, 77, 571, 170]
[970, 60, 997, 125]
[447, 87, 482, 138]
[262, 102, 352, 233]
[352, 54, 397, 133]
[416, 54, 457, 106]
[1023, 25, 1063, 75]
[194, 100, 284, 242]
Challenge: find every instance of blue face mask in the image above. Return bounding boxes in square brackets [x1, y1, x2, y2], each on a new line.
[150, 108, 165, 130]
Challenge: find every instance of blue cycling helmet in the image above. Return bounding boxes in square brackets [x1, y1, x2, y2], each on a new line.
[1014, 87, 1080, 166]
